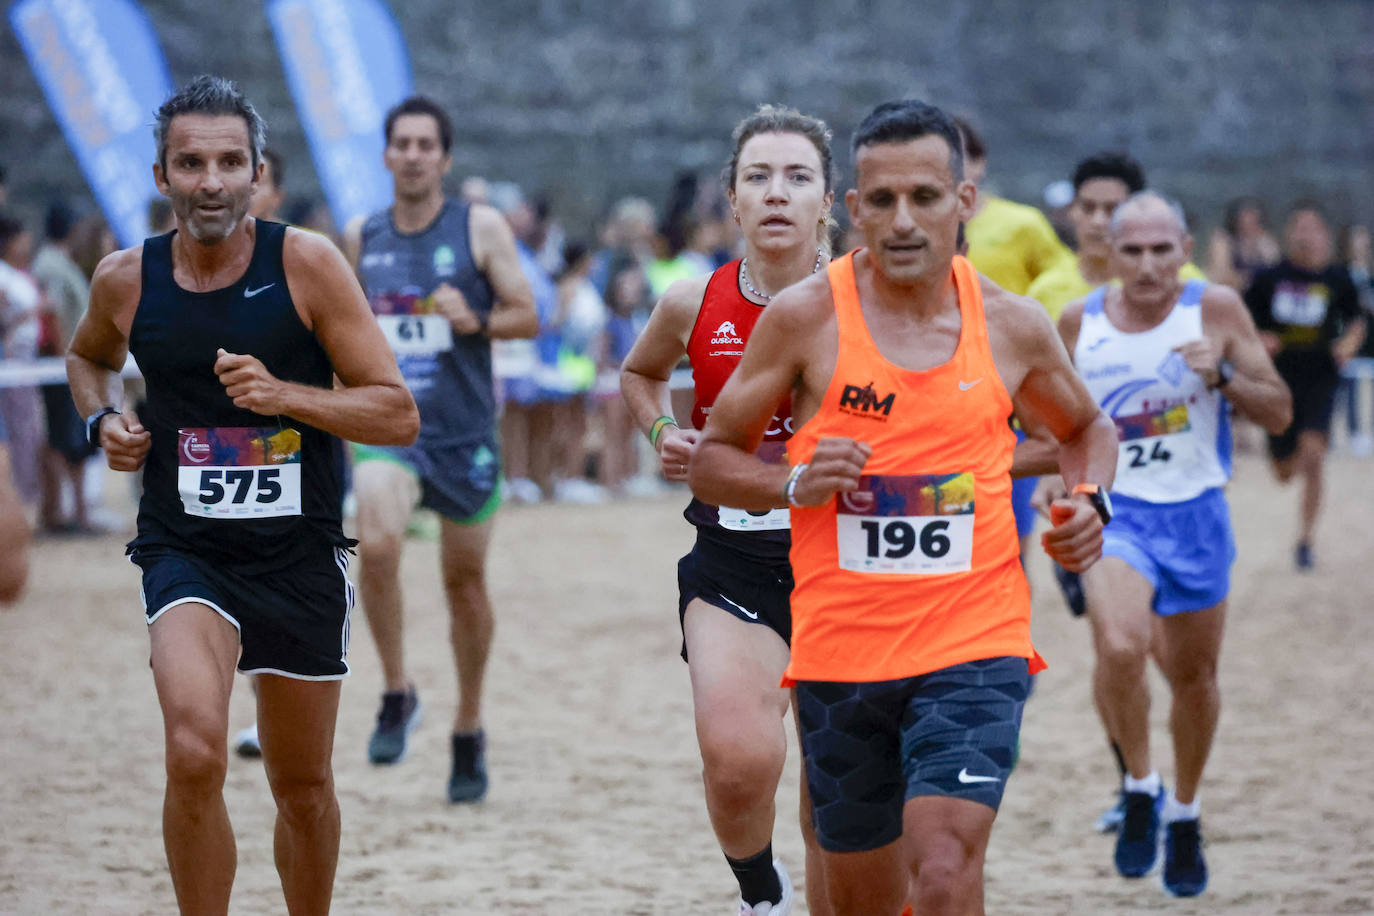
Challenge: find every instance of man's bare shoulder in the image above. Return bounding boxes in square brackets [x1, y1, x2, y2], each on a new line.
[982, 278, 1055, 344]
[90, 245, 144, 303]
[1198, 281, 1246, 319]
[468, 201, 512, 239]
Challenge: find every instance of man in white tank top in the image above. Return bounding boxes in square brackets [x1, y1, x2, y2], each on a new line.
[1055, 193, 1291, 897]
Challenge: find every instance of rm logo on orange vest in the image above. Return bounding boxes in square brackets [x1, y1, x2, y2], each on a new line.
[839, 382, 895, 419]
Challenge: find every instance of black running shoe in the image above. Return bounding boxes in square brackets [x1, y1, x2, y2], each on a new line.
[1113, 788, 1162, 878]
[1295, 542, 1314, 570]
[1163, 818, 1208, 897]
[1052, 562, 1086, 617]
[367, 686, 422, 765]
[448, 730, 489, 803]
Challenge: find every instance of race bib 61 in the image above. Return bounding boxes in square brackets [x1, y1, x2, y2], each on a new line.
[178, 427, 303, 518]
[836, 472, 975, 574]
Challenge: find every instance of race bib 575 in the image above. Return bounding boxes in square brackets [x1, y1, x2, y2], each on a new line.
[178, 427, 302, 518]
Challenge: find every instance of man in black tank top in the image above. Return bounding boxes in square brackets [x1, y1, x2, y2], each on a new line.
[66, 76, 417, 915]
[341, 97, 536, 803]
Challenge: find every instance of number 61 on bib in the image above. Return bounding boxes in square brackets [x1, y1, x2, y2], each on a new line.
[836, 473, 976, 575]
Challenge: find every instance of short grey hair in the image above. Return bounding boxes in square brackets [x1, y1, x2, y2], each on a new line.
[155, 75, 266, 172]
[1110, 190, 1189, 237]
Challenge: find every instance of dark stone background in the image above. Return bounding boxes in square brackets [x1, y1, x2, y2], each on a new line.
[3, 0, 1372, 239]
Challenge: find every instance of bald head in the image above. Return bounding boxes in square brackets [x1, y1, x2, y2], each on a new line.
[1109, 191, 1194, 309]
[1109, 191, 1188, 239]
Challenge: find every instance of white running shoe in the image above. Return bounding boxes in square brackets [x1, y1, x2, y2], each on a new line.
[234, 723, 261, 759]
[737, 860, 792, 916]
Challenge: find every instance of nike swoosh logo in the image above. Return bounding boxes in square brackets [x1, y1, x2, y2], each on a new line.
[957, 768, 1001, 784]
[244, 283, 276, 298]
[958, 378, 984, 391]
[718, 594, 760, 620]
[1087, 337, 1110, 351]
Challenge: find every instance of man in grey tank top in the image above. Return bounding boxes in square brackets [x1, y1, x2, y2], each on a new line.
[342, 97, 536, 802]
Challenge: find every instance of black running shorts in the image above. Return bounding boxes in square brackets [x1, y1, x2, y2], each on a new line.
[131, 543, 355, 679]
[676, 535, 792, 661]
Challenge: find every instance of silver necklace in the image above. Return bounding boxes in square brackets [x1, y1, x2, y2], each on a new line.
[740, 248, 824, 301]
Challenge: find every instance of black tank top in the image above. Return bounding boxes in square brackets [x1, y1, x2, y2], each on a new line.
[128, 220, 349, 570]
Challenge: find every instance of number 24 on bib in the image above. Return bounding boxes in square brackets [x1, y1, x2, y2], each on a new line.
[836, 473, 975, 575]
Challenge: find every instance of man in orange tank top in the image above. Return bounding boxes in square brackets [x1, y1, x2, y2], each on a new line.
[689, 100, 1120, 916]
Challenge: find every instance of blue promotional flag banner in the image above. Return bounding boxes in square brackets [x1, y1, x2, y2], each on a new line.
[268, 0, 413, 233]
[9, 0, 173, 247]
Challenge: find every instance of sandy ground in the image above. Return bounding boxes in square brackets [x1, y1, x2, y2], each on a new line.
[2, 451, 1372, 915]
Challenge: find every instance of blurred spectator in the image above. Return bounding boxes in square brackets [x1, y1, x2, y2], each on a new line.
[32, 200, 98, 532]
[549, 242, 609, 503]
[490, 181, 561, 503]
[1338, 222, 1374, 454]
[646, 172, 714, 297]
[0, 212, 44, 503]
[596, 250, 654, 495]
[284, 196, 337, 243]
[590, 196, 657, 297]
[0, 164, 6, 207]
[1206, 196, 1280, 294]
[460, 176, 490, 206]
[0, 419, 30, 604]
[250, 147, 287, 221]
[530, 191, 568, 277]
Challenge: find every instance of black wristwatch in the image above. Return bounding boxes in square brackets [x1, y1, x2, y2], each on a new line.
[1210, 359, 1235, 390]
[85, 407, 121, 445]
[1072, 483, 1114, 525]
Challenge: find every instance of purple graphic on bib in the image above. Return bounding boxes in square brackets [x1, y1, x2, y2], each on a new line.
[837, 473, 975, 518]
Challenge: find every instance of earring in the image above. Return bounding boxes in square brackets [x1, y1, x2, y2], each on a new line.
[732, 212, 740, 224]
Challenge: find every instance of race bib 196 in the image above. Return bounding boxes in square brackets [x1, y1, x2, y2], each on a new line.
[836, 473, 975, 574]
[178, 427, 302, 518]
[372, 288, 454, 356]
[1113, 404, 1189, 474]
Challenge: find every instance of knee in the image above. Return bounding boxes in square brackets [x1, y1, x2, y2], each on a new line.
[356, 528, 403, 569]
[699, 731, 782, 811]
[270, 770, 336, 828]
[911, 839, 980, 910]
[442, 562, 488, 608]
[165, 725, 227, 794]
[1167, 656, 1219, 694]
[1096, 631, 1150, 676]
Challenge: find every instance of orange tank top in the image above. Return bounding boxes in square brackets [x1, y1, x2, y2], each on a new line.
[783, 252, 1041, 684]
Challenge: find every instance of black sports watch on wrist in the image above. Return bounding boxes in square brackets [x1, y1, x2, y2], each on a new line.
[1210, 359, 1235, 390]
[1072, 483, 1113, 525]
[85, 407, 121, 445]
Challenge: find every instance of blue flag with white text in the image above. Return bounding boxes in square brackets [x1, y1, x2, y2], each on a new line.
[9, 0, 173, 247]
[267, 0, 413, 234]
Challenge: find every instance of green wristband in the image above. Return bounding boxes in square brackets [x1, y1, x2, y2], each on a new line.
[649, 415, 677, 449]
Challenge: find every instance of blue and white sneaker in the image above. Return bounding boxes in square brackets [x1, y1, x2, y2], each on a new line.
[368, 686, 422, 765]
[1163, 818, 1208, 897]
[1114, 787, 1163, 877]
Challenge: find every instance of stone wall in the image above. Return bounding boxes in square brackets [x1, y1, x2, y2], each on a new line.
[3, 0, 1372, 239]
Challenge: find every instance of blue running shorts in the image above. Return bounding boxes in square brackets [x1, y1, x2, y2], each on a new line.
[1103, 487, 1235, 616]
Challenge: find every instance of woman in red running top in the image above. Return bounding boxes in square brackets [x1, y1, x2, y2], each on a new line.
[620, 105, 835, 916]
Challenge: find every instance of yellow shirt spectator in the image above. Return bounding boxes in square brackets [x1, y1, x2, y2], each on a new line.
[965, 196, 1071, 296]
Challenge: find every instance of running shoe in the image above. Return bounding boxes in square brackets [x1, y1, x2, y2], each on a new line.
[737, 859, 793, 916]
[1113, 788, 1163, 878]
[233, 723, 261, 759]
[1052, 562, 1086, 617]
[1295, 542, 1314, 570]
[448, 730, 489, 803]
[1094, 790, 1126, 833]
[1163, 818, 1208, 897]
[367, 687, 422, 765]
